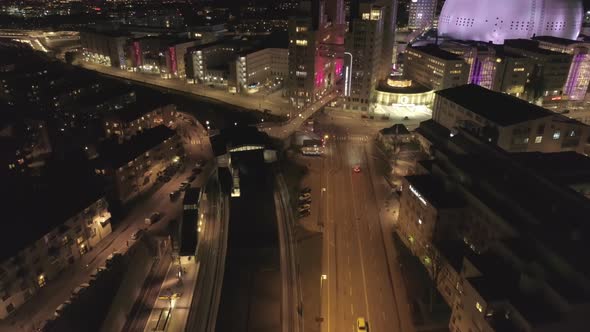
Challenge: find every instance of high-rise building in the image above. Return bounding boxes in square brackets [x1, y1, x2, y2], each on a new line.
[408, 0, 437, 30]
[343, 1, 385, 112]
[287, 0, 345, 109]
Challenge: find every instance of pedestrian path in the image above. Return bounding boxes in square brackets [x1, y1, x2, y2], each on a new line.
[143, 258, 200, 332]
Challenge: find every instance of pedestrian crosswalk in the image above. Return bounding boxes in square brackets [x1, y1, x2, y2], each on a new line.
[333, 135, 370, 142]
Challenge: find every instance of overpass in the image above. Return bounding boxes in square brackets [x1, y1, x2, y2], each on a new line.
[260, 90, 340, 139]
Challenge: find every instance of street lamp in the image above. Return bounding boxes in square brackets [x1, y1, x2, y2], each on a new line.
[318, 274, 327, 324]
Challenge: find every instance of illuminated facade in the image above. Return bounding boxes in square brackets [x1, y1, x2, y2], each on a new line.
[374, 79, 435, 106]
[408, 0, 437, 30]
[533, 36, 590, 101]
[80, 30, 130, 69]
[404, 45, 469, 91]
[438, 0, 583, 44]
[287, 0, 345, 108]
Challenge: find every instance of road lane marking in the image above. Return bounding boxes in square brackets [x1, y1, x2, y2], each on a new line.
[351, 303, 354, 315]
[349, 287, 352, 296]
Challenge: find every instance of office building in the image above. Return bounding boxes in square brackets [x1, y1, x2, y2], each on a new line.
[95, 125, 181, 203]
[398, 119, 590, 332]
[230, 47, 288, 94]
[404, 45, 469, 90]
[343, 1, 384, 111]
[287, 0, 345, 108]
[438, 0, 583, 44]
[432, 84, 590, 154]
[408, 0, 437, 30]
[504, 39, 573, 101]
[440, 41, 534, 98]
[533, 36, 590, 102]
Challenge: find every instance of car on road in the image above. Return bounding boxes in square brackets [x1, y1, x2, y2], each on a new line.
[54, 301, 71, 317]
[36, 318, 57, 332]
[357, 317, 367, 331]
[131, 229, 144, 240]
[106, 252, 122, 267]
[298, 192, 311, 201]
[170, 190, 180, 201]
[180, 182, 191, 191]
[298, 210, 311, 218]
[145, 212, 161, 225]
[300, 187, 312, 194]
[353, 165, 361, 173]
[187, 174, 197, 182]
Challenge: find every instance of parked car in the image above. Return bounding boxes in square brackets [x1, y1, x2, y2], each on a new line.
[353, 165, 361, 173]
[298, 210, 311, 218]
[187, 174, 197, 182]
[297, 205, 311, 213]
[105, 252, 122, 267]
[180, 182, 190, 191]
[131, 229, 144, 240]
[54, 301, 71, 317]
[71, 283, 90, 299]
[170, 190, 180, 201]
[300, 187, 311, 194]
[145, 212, 161, 225]
[299, 203, 311, 210]
[298, 192, 312, 201]
[36, 318, 57, 332]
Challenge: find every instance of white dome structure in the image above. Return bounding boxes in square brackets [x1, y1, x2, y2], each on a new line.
[438, 0, 583, 44]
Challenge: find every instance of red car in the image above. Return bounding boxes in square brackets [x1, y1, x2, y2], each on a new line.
[353, 165, 361, 173]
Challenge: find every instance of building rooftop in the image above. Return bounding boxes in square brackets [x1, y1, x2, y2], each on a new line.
[504, 39, 565, 56]
[511, 152, 590, 186]
[96, 125, 176, 169]
[436, 84, 554, 126]
[404, 174, 466, 209]
[532, 35, 580, 46]
[409, 44, 464, 61]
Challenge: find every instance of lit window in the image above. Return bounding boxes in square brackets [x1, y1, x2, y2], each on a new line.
[535, 136, 543, 143]
[476, 302, 483, 312]
[295, 26, 307, 32]
[295, 39, 308, 46]
[418, 219, 423, 225]
[362, 13, 370, 20]
[569, 129, 576, 137]
[552, 130, 561, 140]
[513, 68, 525, 72]
[423, 256, 432, 265]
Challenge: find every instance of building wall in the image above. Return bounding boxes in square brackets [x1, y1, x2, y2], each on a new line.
[233, 48, 288, 93]
[103, 104, 176, 139]
[405, 48, 469, 91]
[432, 94, 590, 154]
[80, 31, 128, 68]
[111, 134, 181, 203]
[343, 4, 384, 112]
[0, 197, 112, 319]
[409, 0, 438, 30]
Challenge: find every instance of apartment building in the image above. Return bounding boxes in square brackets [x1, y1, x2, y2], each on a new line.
[80, 30, 131, 68]
[398, 119, 590, 332]
[433, 84, 590, 154]
[103, 101, 176, 139]
[95, 125, 181, 203]
[404, 45, 469, 91]
[0, 189, 112, 319]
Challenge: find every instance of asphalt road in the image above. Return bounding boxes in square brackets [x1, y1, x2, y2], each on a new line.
[319, 122, 408, 332]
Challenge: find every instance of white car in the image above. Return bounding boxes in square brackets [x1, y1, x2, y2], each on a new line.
[54, 301, 71, 317]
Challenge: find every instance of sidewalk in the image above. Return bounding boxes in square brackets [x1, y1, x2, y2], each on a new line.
[365, 142, 416, 332]
[143, 258, 200, 332]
